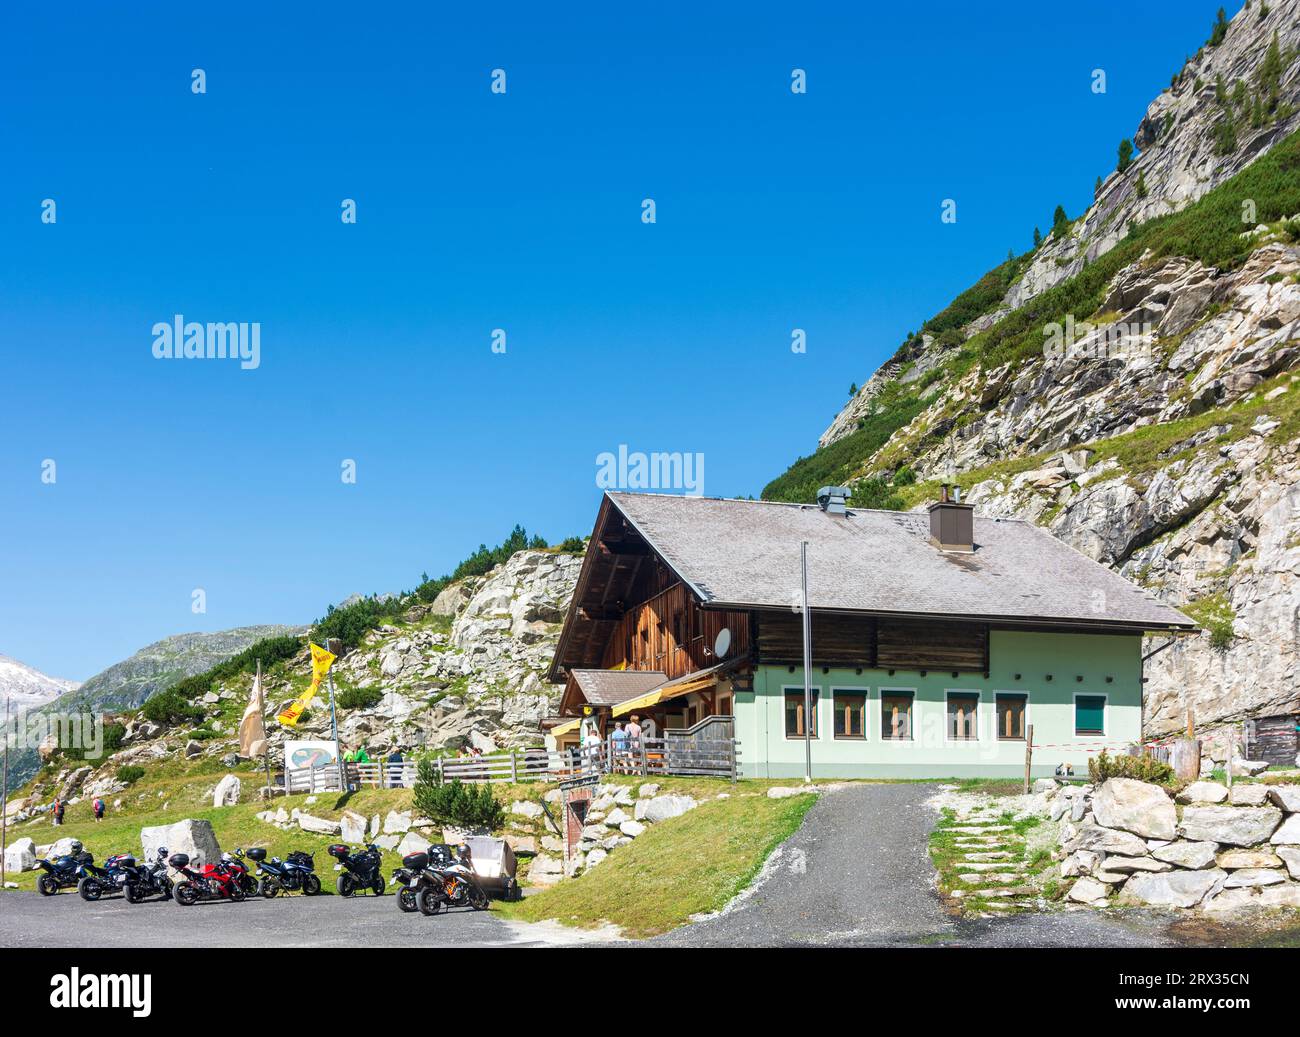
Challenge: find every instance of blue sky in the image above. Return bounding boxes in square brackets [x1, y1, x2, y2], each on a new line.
[0, 1, 1239, 681]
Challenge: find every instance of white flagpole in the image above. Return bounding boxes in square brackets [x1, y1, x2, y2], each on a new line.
[801, 541, 813, 784]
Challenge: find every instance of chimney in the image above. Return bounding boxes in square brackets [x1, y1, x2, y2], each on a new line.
[816, 485, 851, 515]
[928, 484, 974, 552]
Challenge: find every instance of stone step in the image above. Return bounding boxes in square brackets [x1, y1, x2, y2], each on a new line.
[959, 872, 1024, 884]
[957, 861, 1027, 872]
[961, 851, 1016, 861]
[948, 825, 1013, 834]
[953, 838, 1011, 847]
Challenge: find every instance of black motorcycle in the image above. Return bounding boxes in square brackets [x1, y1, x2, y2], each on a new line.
[435, 844, 490, 912]
[245, 847, 321, 897]
[121, 847, 174, 903]
[35, 850, 94, 896]
[327, 843, 385, 897]
[393, 848, 440, 914]
[77, 852, 135, 901]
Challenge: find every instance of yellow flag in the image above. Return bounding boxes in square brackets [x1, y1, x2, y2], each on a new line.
[277, 643, 337, 727]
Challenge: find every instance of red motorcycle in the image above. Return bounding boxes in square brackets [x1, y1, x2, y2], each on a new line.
[170, 851, 248, 906]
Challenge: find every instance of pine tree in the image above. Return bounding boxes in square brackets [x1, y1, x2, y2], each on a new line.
[1052, 205, 1070, 236]
[1208, 7, 1228, 46]
[1117, 138, 1135, 172]
[1033, 226, 1042, 248]
[1135, 171, 1148, 199]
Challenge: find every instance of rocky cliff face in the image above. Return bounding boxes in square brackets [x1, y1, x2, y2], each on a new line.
[820, 1, 1300, 452]
[803, 4, 1300, 740]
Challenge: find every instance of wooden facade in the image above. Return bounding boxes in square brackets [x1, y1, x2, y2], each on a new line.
[755, 611, 989, 673]
[600, 581, 751, 681]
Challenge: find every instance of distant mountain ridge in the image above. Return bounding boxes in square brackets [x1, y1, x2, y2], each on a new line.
[0, 655, 80, 718]
[52, 626, 305, 714]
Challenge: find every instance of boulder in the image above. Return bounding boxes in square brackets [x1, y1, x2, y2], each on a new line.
[374, 835, 400, 851]
[396, 832, 429, 858]
[527, 854, 563, 886]
[1229, 784, 1271, 807]
[1204, 888, 1260, 913]
[1231, 759, 1270, 777]
[1179, 807, 1282, 847]
[638, 783, 660, 798]
[1267, 786, 1300, 813]
[1066, 822, 1150, 858]
[47, 837, 81, 858]
[212, 773, 241, 808]
[1151, 841, 1219, 869]
[1032, 778, 1060, 794]
[1060, 850, 1101, 878]
[1221, 868, 1286, 888]
[1176, 781, 1228, 805]
[641, 795, 698, 824]
[1098, 855, 1171, 873]
[1121, 869, 1226, 909]
[383, 811, 412, 834]
[1276, 846, 1300, 880]
[1217, 848, 1282, 870]
[339, 810, 368, 843]
[1091, 779, 1176, 839]
[767, 786, 810, 799]
[510, 801, 543, 819]
[506, 834, 536, 854]
[141, 819, 221, 867]
[1268, 814, 1300, 845]
[1258, 883, 1300, 909]
[585, 848, 608, 869]
[184, 740, 203, 758]
[297, 814, 342, 836]
[1066, 877, 1111, 904]
[619, 820, 646, 838]
[3, 837, 37, 872]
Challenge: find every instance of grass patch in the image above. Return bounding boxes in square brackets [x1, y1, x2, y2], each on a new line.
[501, 788, 816, 938]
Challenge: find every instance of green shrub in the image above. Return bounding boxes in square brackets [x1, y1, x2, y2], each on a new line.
[186, 727, 217, 741]
[1182, 592, 1236, 650]
[556, 536, 587, 554]
[141, 688, 205, 726]
[411, 770, 506, 831]
[1117, 138, 1134, 172]
[1088, 750, 1177, 787]
[337, 685, 384, 710]
[116, 765, 145, 785]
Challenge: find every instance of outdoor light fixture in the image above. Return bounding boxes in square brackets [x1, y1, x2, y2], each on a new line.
[1014, 673, 1021, 680]
[1046, 675, 1053, 681]
[1106, 676, 1114, 683]
[1076, 675, 1083, 682]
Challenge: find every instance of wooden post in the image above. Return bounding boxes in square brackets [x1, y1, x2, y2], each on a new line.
[2, 697, 10, 889]
[436, 757, 444, 785]
[639, 737, 649, 777]
[1023, 724, 1035, 794]
[510, 751, 518, 784]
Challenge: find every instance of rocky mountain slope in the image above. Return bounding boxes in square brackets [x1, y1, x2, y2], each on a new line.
[9, 548, 582, 812]
[768, 3, 1300, 740]
[0, 655, 79, 718]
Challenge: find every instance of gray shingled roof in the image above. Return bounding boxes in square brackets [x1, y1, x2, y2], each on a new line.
[570, 669, 668, 705]
[606, 492, 1193, 631]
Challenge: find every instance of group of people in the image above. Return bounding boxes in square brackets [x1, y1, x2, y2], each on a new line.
[47, 796, 107, 825]
[577, 713, 657, 773]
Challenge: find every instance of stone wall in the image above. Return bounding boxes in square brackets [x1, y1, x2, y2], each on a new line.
[1051, 776, 1300, 912]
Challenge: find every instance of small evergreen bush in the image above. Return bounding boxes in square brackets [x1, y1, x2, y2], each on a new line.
[411, 769, 506, 831]
[1088, 750, 1177, 787]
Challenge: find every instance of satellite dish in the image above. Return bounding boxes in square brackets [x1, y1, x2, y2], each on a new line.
[713, 628, 732, 660]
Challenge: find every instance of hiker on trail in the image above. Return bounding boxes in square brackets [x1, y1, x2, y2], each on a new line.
[93, 797, 105, 822]
[52, 798, 64, 826]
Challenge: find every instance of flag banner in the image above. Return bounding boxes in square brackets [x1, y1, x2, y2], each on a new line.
[276, 643, 336, 727]
[238, 671, 267, 757]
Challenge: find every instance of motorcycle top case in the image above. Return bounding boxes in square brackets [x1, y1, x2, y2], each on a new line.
[286, 850, 313, 868]
[402, 851, 428, 871]
[106, 854, 136, 869]
[168, 853, 190, 868]
[245, 847, 267, 862]
[326, 844, 351, 860]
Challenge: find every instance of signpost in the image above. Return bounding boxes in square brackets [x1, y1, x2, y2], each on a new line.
[801, 540, 813, 784]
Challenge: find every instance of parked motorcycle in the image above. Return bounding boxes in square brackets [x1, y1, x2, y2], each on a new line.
[392, 849, 440, 914]
[121, 847, 174, 903]
[77, 852, 135, 901]
[225, 849, 259, 898]
[437, 843, 490, 912]
[34, 841, 94, 896]
[327, 843, 386, 897]
[244, 847, 321, 897]
[169, 852, 247, 906]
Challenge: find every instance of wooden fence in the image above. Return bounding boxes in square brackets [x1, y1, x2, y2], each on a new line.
[284, 726, 739, 793]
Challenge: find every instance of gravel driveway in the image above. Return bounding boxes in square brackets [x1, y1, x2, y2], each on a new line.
[657, 783, 1289, 948]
